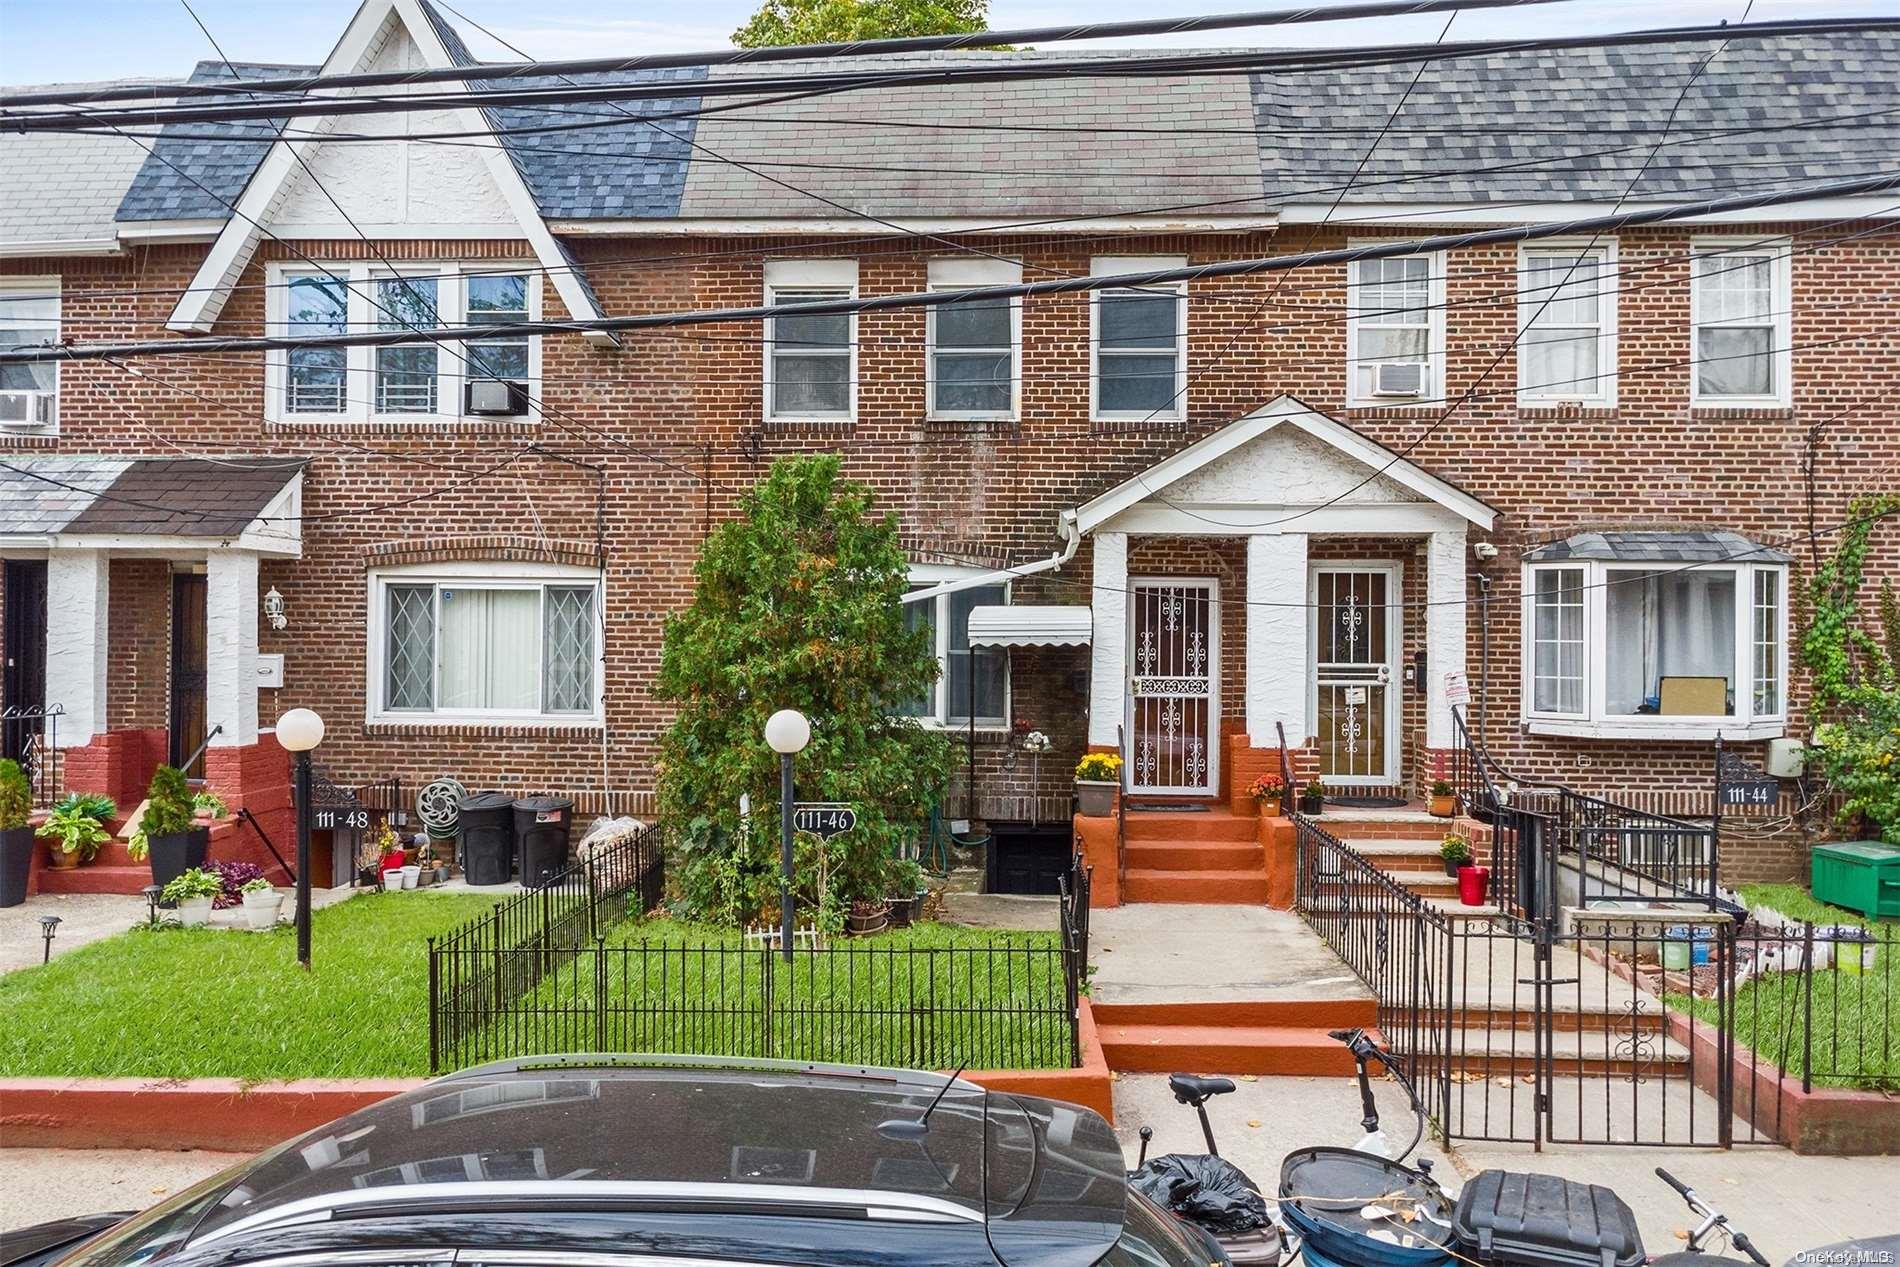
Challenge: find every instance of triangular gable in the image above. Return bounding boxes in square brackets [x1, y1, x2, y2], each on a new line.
[165, 0, 614, 345]
[1073, 395, 1496, 532]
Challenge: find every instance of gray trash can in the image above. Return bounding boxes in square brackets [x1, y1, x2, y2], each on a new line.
[513, 795, 575, 887]
[458, 792, 516, 886]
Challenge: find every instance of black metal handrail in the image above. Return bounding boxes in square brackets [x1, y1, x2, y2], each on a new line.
[1, 704, 61, 806]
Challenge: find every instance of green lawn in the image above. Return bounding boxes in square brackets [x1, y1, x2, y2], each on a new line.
[0, 892, 497, 1082]
[439, 917, 1074, 1073]
[1673, 966, 1896, 1090]
[1738, 883, 1892, 929]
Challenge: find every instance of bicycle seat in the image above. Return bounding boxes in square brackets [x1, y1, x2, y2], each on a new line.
[1168, 1074, 1237, 1105]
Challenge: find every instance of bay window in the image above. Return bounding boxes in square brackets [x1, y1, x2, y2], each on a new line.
[1521, 535, 1788, 738]
[0, 279, 60, 430]
[1691, 239, 1790, 406]
[897, 571, 1009, 727]
[765, 259, 856, 421]
[1518, 243, 1616, 404]
[267, 263, 540, 422]
[371, 566, 600, 722]
[1092, 256, 1186, 422]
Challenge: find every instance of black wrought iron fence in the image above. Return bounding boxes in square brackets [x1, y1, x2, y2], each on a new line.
[430, 837, 1088, 1075]
[1, 704, 59, 805]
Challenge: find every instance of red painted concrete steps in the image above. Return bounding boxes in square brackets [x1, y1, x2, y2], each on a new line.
[1092, 999, 1380, 1077]
[1121, 809, 1268, 904]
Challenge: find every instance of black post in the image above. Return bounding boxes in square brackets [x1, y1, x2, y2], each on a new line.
[779, 752, 795, 963]
[1710, 735, 1724, 907]
[295, 749, 313, 969]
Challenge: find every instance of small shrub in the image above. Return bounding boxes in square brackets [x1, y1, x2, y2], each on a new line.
[1440, 833, 1473, 865]
[160, 867, 223, 904]
[0, 760, 29, 832]
[191, 789, 228, 819]
[142, 766, 195, 839]
[1075, 753, 1122, 782]
[1430, 779, 1454, 797]
[52, 791, 116, 823]
[209, 860, 265, 908]
[239, 876, 275, 895]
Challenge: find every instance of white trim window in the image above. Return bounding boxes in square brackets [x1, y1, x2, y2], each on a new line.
[368, 563, 602, 724]
[897, 568, 1010, 727]
[0, 278, 60, 430]
[267, 263, 542, 423]
[765, 258, 856, 421]
[1091, 255, 1186, 422]
[1518, 242, 1616, 404]
[1522, 558, 1789, 739]
[1691, 238, 1791, 406]
[927, 257, 1019, 420]
[1347, 253, 1442, 405]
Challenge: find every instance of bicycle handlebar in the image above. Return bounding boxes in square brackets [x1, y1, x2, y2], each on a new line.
[1654, 1168, 1696, 1202]
[1728, 1232, 1771, 1267]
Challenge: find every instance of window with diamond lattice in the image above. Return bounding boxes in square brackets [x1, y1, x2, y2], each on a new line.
[386, 585, 436, 710]
[542, 587, 595, 713]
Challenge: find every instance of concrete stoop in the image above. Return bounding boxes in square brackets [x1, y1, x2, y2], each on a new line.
[1094, 999, 1378, 1076]
[1120, 809, 1268, 904]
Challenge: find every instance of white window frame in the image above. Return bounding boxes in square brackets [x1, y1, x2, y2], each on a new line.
[901, 565, 1011, 730]
[1690, 236, 1792, 409]
[926, 257, 1020, 422]
[1516, 240, 1618, 406]
[264, 262, 543, 424]
[0, 276, 61, 433]
[1345, 250, 1444, 407]
[764, 258, 857, 423]
[1090, 255, 1187, 423]
[365, 561, 604, 726]
[1520, 558, 1789, 740]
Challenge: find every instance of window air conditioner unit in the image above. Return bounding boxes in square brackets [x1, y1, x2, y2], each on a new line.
[1370, 362, 1427, 397]
[464, 378, 530, 417]
[0, 392, 55, 428]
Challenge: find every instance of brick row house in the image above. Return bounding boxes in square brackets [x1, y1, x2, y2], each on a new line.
[1, 0, 1895, 895]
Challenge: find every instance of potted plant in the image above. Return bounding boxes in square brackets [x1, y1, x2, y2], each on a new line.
[886, 856, 923, 928]
[1429, 780, 1458, 818]
[238, 877, 281, 930]
[0, 759, 33, 907]
[141, 765, 207, 894]
[1439, 833, 1473, 878]
[191, 789, 228, 821]
[37, 801, 111, 870]
[1298, 780, 1327, 815]
[846, 898, 890, 936]
[1247, 772, 1286, 818]
[1074, 753, 1122, 818]
[161, 867, 223, 927]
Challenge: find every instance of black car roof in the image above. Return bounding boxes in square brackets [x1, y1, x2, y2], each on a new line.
[131, 1057, 1126, 1267]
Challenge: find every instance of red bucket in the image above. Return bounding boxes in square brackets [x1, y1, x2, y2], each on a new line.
[1457, 865, 1491, 907]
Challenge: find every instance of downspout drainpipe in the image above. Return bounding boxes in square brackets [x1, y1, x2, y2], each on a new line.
[900, 511, 1083, 606]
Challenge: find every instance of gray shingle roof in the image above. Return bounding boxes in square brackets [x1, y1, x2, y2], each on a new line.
[1250, 33, 1900, 204]
[0, 80, 171, 247]
[1522, 530, 1793, 564]
[0, 457, 302, 537]
[115, 61, 309, 222]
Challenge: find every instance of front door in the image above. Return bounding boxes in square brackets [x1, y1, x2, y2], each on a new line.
[3, 559, 48, 766]
[1125, 578, 1219, 796]
[169, 572, 208, 778]
[1310, 564, 1400, 786]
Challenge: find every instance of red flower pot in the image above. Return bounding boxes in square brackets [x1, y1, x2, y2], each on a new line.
[1457, 864, 1491, 907]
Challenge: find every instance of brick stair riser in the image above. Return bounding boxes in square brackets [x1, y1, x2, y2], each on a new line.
[1124, 842, 1262, 871]
[36, 865, 157, 895]
[1123, 872, 1270, 903]
[1099, 1026, 1364, 1076]
[1124, 815, 1259, 844]
[1323, 820, 1462, 841]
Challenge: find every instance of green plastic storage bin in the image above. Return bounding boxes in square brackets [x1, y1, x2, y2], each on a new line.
[1810, 841, 1900, 920]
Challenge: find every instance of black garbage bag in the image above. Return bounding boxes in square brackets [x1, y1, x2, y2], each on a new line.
[1129, 1153, 1272, 1234]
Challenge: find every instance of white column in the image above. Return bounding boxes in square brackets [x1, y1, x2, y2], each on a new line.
[1087, 532, 1128, 748]
[1246, 533, 1309, 746]
[205, 551, 260, 748]
[45, 549, 110, 748]
[1425, 527, 1468, 750]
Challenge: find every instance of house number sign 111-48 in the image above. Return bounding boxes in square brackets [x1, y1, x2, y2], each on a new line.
[792, 803, 858, 839]
[315, 808, 370, 831]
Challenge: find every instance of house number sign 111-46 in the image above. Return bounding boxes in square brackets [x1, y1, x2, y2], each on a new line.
[792, 803, 858, 839]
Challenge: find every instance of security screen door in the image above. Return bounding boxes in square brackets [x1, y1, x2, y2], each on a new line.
[1126, 579, 1219, 795]
[1310, 565, 1400, 786]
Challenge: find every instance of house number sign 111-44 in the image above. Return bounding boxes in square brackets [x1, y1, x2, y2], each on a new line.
[792, 803, 858, 839]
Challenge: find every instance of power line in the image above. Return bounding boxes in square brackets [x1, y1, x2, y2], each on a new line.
[11, 17, 1894, 134]
[0, 0, 1604, 109]
[12, 168, 1898, 367]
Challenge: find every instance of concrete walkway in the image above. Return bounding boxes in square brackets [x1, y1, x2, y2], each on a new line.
[1087, 903, 1371, 1006]
[0, 892, 146, 973]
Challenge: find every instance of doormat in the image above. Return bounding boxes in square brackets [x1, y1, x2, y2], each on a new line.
[1329, 795, 1409, 809]
[1126, 801, 1210, 812]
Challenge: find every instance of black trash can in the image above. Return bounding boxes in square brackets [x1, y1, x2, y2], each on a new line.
[513, 796, 575, 887]
[458, 792, 516, 886]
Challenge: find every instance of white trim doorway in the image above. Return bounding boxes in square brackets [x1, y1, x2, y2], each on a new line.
[1308, 562, 1402, 787]
[1124, 576, 1221, 797]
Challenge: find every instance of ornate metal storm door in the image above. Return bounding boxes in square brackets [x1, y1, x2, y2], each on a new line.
[1126, 579, 1218, 795]
[1311, 565, 1399, 786]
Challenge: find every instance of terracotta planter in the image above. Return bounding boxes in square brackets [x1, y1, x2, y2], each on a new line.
[846, 902, 890, 936]
[0, 825, 34, 906]
[1256, 796, 1283, 818]
[1429, 793, 1457, 818]
[46, 843, 82, 870]
[1075, 780, 1117, 818]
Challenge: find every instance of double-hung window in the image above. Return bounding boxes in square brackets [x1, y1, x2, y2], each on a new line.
[1522, 538, 1788, 739]
[372, 565, 601, 723]
[896, 570, 1009, 727]
[1347, 254, 1441, 404]
[1691, 239, 1790, 406]
[1092, 256, 1186, 422]
[1518, 243, 1616, 404]
[0, 279, 60, 430]
[927, 257, 1019, 420]
[765, 259, 855, 421]
[268, 263, 540, 422]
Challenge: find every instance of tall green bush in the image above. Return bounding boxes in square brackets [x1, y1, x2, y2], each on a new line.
[655, 455, 953, 928]
[142, 764, 195, 839]
[0, 759, 30, 832]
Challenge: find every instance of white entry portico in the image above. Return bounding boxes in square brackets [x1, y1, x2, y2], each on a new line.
[1074, 396, 1496, 793]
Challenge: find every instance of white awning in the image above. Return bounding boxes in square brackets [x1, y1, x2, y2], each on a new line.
[966, 605, 1092, 647]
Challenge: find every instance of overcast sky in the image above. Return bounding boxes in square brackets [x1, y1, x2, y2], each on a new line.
[1, 0, 1889, 85]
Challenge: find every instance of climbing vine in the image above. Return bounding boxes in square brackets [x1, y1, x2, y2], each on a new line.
[1800, 493, 1900, 843]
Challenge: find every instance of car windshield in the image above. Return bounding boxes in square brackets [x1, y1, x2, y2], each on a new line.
[1098, 1190, 1227, 1267]
[52, 1157, 256, 1267]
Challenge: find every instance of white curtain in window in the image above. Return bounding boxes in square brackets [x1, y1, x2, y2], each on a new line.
[439, 588, 539, 711]
[1606, 572, 1735, 714]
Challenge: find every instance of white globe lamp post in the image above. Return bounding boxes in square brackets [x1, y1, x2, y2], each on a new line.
[277, 708, 325, 969]
[764, 709, 810, 960]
